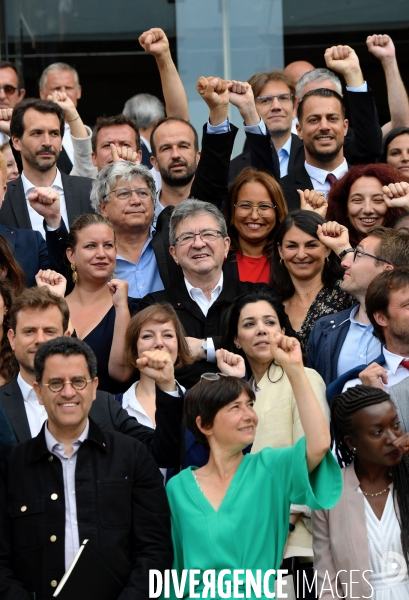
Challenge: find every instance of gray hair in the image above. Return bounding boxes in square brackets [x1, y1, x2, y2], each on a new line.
[39, 62, 80, 90]
[169, 199, 228, 247]
[123, 93, 165, 130]
[296, 68, 342, 99]
[90, 162, 156, 213]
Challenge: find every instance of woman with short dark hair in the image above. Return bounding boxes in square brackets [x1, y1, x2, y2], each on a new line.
[165, 332, 341, 599]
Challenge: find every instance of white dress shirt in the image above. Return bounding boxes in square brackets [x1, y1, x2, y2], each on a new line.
[44, 420, 89, 571]
[62, 122, 74, 164]
[185, 273, 223, 363]
[304, 159, 348, 198]
[342, 347, 409, 393]
[18, 373, 47, 437]
[21, 169, 69, 238]
[121, 381, 185, 483]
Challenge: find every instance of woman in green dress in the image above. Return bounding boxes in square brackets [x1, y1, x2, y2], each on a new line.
[164, 331, 342, 599]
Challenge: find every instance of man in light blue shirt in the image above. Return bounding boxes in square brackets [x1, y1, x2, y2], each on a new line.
[90, 161, 164, 298]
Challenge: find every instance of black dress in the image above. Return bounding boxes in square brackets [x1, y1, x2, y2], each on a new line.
[72, 298, 139, 394]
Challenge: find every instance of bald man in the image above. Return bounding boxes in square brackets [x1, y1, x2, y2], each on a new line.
[285, 60, 315, 85]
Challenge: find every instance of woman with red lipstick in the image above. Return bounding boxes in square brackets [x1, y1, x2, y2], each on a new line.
[65, 213, 137, 393]
[271, 210, 354, 351]
[326, 163, 409, 248]
[313, 385, 409, 599]
[224, 168, 288, 283]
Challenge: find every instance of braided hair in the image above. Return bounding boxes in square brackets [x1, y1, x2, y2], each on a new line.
[331, 385, 409, 568]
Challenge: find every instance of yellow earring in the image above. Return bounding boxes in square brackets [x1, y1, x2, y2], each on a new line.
[71, 262, 78, 284]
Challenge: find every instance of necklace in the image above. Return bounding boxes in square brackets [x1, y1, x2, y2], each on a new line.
[361, 486, 389, 497]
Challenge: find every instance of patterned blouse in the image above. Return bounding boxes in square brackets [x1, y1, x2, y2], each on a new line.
[293, 281, 355, 352]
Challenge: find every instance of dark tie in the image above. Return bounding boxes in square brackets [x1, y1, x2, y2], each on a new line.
[401, 359, 409, 370]
[326, 173, 337, 187]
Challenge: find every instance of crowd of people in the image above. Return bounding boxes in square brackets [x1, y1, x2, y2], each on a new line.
[0, 25, 409, 600]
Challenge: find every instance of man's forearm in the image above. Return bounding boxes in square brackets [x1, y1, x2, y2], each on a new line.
[382, 58, 409, 128]
[156, 53, 189, 121]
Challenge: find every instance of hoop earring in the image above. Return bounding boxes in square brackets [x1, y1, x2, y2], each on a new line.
[71, 263, 78, 284]
[325, 257, 329, 265]
[280, 258, 284, 267]
[235, 343, 241, 349]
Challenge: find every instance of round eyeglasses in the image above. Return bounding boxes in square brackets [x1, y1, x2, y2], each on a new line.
[41, 377, 93, 393]
[0, 85, 21, 96]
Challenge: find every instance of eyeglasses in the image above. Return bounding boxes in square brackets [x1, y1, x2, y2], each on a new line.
[174, 229, 223, 246]
[353, 248, 391, 264]
[105, 188, 151, 202]
[234, 202, 276, 216]
[200, 372, 230, 382]
[41, 377, 93, 393]
[0, 85, 21, 96]
[255, 93, 294, 107]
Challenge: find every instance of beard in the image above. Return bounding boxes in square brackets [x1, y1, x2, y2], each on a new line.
[22, 146, 59, 172]
[303, 138, 344, 164]
[158, 159, 196, 187]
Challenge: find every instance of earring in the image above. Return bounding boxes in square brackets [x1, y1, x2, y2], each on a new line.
[71, 262, 78, 284]
[325, 257, 329, 265]
[280, 258, 284, 267]
[235, 343, 241, 349]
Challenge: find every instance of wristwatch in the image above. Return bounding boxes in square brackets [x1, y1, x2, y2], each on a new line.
[338, 247, 354, 259]
[201, 339, 208, 357]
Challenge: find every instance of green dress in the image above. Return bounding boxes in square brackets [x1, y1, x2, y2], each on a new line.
[165, 437, 342, 599]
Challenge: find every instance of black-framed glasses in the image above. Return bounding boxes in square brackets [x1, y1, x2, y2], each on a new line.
[255, 93, 294, 106]
[200, 372, 230, 382]
[234, 202, 276, 216]
[105, 188, 151, 202]
[0, 85, 20, 96]
[353, 248, 391, 264]
[41, 377, 93, 393]
[174, 229, 223, 246]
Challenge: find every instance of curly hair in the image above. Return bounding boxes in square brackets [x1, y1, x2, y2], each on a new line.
[270, 210, 344, 299]
[225, 168, 288, 258]
[326, 164, 408, 247]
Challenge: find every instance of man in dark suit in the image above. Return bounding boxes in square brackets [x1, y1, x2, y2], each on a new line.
[307, 226, 409, 387]
[0, 336, 173, 599]
[0, 286, 184, 466]
[281, 88, 349, 209]
[139, 199, 266, 388]
[0, 98, 93, 235]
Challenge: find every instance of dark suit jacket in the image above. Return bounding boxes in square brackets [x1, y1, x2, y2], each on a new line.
[140, 139, 152, 168]
[306, 305, 357, 386]
[0, 418, 172, 600]
[229, 132, 302, 183]
[139, 278, 267, 388]
[0, 172, 94, 230]
[0, 223, 49, 286]
[326, 352, 385, 403]
[280, 165, 315, 211]
[0, 376, 184, 467]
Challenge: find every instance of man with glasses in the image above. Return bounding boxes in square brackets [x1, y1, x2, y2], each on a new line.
[138, 199, 266, 388]
[0, 335, 173, 599]
[229, 70, 299, 181]
[306, 226, 409, 395]
[0, 61, 25, 145]
[0, 286, 184, 467]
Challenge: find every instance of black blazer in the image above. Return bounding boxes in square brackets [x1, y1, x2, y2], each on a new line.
[228, 88, 382, 189]
[0, 222, 49, 286]
[140, 139, 152, 168]
[0, 172, 94, 230]
[0, 418, 172, 600]
[0, 376, 184, 467]
[139, 278, 267, 388]
[280, 165, 318, 211]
